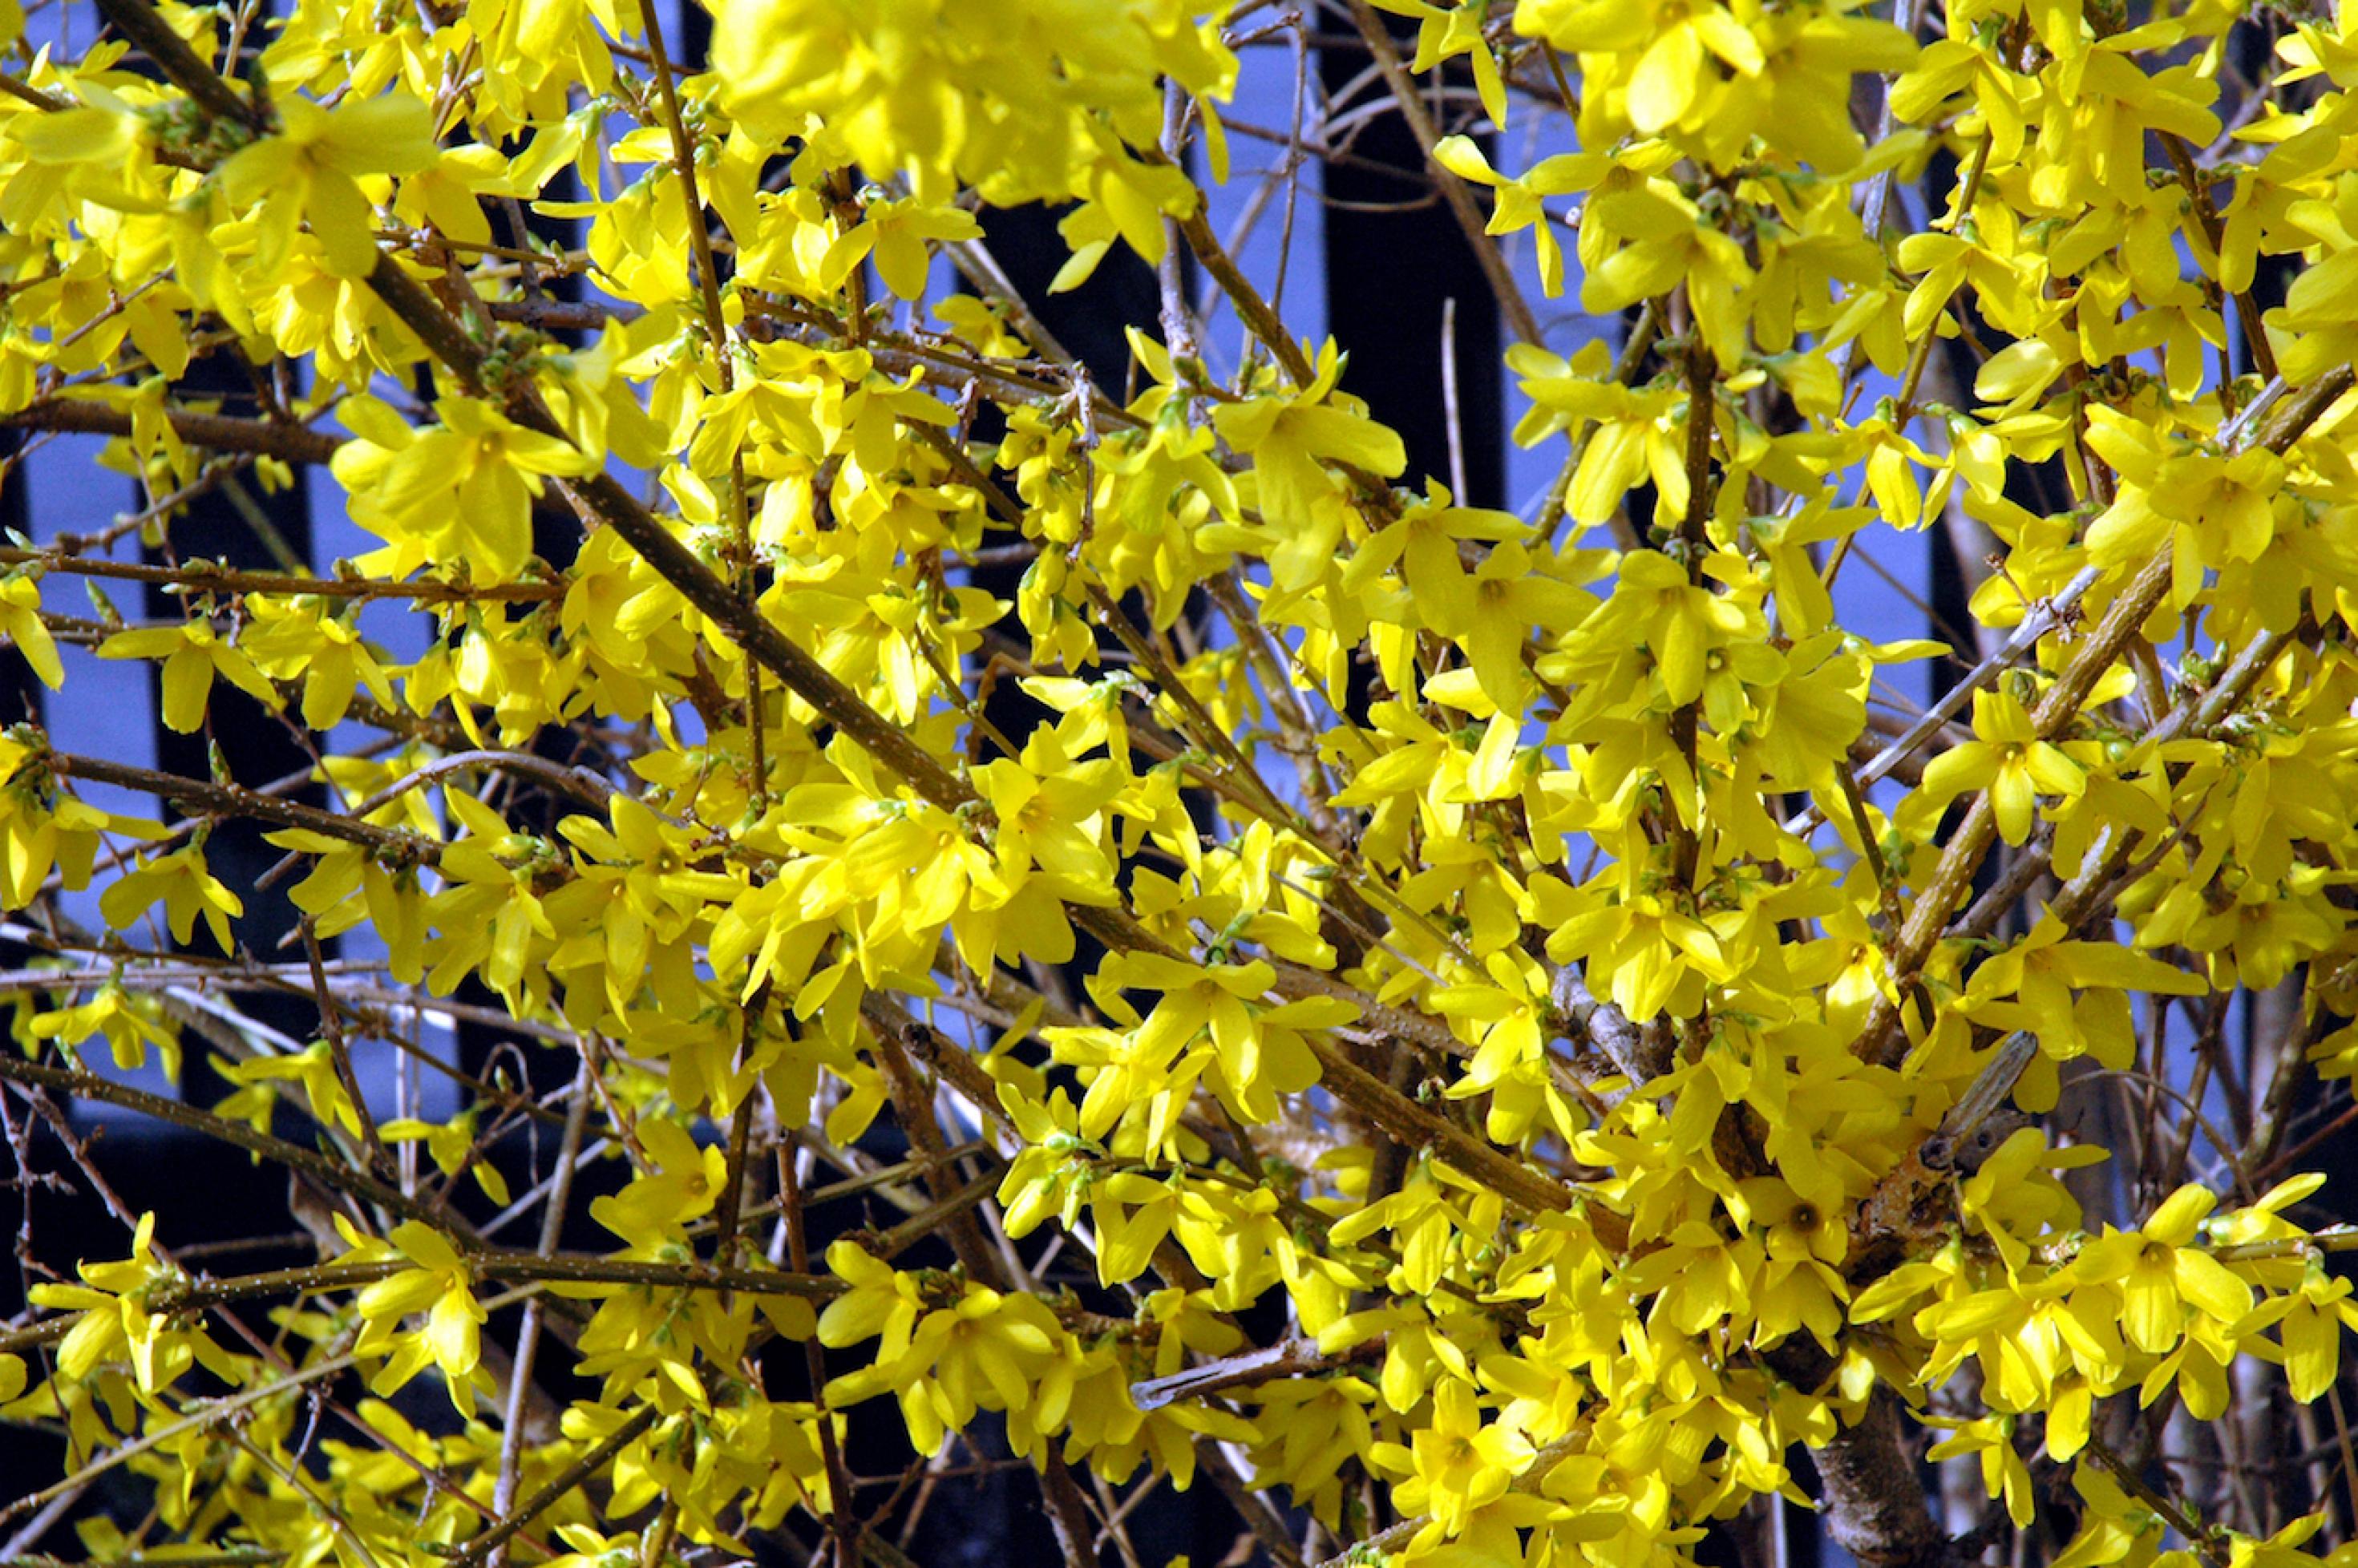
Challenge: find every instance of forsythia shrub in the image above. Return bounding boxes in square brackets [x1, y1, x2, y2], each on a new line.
[1, 0, 2357, 1565]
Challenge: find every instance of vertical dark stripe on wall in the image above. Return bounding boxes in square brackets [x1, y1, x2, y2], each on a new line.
[140, 352, 324, 1053]
[0, 431, 44, 729]
[0, 431, 43, 992]
[1319, 21, 1503, 508]
[675, 0, 710, 70]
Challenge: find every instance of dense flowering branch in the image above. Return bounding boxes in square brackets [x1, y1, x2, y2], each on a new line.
[1, 1, 2356, 1567]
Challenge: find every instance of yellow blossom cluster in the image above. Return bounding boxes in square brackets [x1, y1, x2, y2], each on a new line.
[2, 0, 2358, 1566]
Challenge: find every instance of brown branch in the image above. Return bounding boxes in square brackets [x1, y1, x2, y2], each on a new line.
[0, 1352, 362, 1527]
[2162, 133, 2278, 383]
[51, 751, 441, 860]
[0, 545, 561, 602]
[1312, 1433, 1585, 1568]
[1130, 1335, 1380, 1412]
[0, 1050, 441, 1228]
[91, 0, 265, 131]
[2087, 1439, 2231, 1568]
[1340, 0, 1544, 346]
[1300, 1028, 1588, 1220]
[1195, 1441, 1312, 1568]
[1668, 337, 1716, 887]
[301, 917, 386, 1175]
[1171, 192, 1316, 386]
[491, 1061, 592, 1568]
[631, 0, 766, 814]
[361, 252, 983, 817]
[1, 1248, 839, 1360]
[1814, 1389, 1975, 1568]
[334, 79, 1625, 1289]
[777, 1135, 861, 1568]
[445, 1403, 661, 1568]
[1205, 569, 1345, 843]
[2, 401, 343, 465]
[0, 73, 210, 172]
[1851, 364, 2356, 1065]
[868, 1003, 1004, 1280]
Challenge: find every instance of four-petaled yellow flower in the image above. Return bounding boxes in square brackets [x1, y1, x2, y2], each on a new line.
[1908, 689, 2086, 846]
[215, 91, 441, 278]
[1370, 1376, 1535, 1536]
